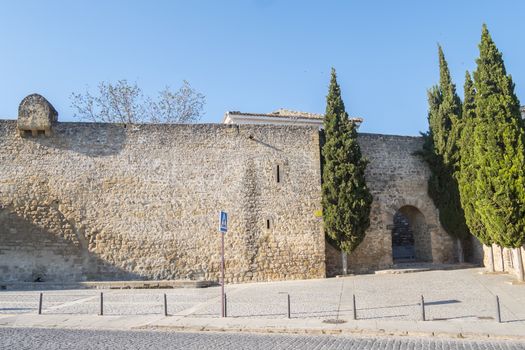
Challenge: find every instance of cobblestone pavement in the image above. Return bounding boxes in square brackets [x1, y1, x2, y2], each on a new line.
[0, 328, 524, 350]
[1, 268, 523, 325]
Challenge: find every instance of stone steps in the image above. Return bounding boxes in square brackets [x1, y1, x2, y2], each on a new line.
[374, 263, 479, 275]
[0, 279, 216, 291]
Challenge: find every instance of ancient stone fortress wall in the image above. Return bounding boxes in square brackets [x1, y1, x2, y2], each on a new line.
[326, 133, 456, 275]
[0, 120, 325, 283]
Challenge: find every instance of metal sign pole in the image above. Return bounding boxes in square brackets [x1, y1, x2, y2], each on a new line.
[221, 231, 225, 317]
[219, 211, 228, 318]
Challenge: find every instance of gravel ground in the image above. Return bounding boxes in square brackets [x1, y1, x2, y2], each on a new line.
[0, 328, 524, 350]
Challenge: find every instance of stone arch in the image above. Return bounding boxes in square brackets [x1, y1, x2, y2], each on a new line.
[391, 205, 433, 262]
[385, 197, 435, 223]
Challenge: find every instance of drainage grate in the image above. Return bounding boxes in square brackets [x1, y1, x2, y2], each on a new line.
[323, 319, 347, 324]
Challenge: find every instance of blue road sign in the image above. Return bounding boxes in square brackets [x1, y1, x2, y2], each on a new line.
[219, 211, 228, 233]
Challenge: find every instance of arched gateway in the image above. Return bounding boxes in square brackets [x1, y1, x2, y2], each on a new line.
[391, 205, 432, 262]
[326, 134, 458, 276]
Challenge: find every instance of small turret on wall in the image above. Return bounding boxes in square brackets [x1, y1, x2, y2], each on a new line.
[17, 94, 58, 137]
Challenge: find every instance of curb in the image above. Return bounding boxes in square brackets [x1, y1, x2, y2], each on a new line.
[137, 323, 525, 341]
[1, 315, 523, 341]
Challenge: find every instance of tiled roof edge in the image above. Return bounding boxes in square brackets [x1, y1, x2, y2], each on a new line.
[226, 111, 363, 122]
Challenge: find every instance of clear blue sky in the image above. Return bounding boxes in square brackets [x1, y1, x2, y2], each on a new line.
[1, 1, 524, 136]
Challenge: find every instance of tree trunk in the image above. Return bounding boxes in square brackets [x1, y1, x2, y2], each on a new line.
[514, 248, 524, 282]
[341, 251, 348, 275]
[500, 246, 505, 272]
[487, 244, 495, 272]
[457, 237, 464, 263]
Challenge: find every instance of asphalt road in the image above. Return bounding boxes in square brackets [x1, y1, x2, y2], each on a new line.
[0, 328, 523, 350]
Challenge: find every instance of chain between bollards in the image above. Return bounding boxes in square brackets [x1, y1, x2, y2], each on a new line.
[28, 286, 498, 323]
[164, 293, 168, 317]
[496, 295, 501, 323]
[99, 292, 104, 316]
[24, 288, 498, 323]
[38, 292, 43, 315]
[352, 294, 357, 320]
[421, 295, 426, 321]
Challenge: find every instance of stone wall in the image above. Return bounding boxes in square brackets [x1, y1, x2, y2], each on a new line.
[1, 117, 485, 283]
[0, 121, 325, 283]
[326, 133, 457, 276]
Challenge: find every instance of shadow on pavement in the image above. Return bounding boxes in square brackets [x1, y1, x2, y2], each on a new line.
[425, 299, 461, 306]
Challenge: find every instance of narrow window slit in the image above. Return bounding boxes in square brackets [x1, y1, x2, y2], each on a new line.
[266, 219, 271, 230]
[276, 165, 280, 183]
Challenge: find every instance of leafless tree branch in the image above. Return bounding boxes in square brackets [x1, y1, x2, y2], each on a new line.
[70, 79, 205, 124]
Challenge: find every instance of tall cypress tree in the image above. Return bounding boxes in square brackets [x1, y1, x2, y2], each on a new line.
[472, 24, 525, 249]
[419, 46, 469, 246]
[458, 72, 491, 245]
[430, 46, 462, 163]
[322, 68, 373, 253]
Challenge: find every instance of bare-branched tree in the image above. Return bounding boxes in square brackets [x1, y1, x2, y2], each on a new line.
[70, 79, 205, 124]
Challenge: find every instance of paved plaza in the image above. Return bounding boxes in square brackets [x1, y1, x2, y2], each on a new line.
[1, 268, 523, 322]
[0, 268, 524, 342]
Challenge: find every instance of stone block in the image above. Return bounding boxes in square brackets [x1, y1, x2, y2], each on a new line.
[17, 94, 58, 137]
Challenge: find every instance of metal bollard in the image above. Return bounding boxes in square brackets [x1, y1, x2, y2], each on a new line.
[421, 295, 426, 321]
[164, 293, 168, 317]
[496, 295, 501, 323]
[38, 293, 43, 315]
[99, 292, 104, 316]
[224, 293, 227, 318]
[287, 294, 291, 319]
[352, 294, 357, 320]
